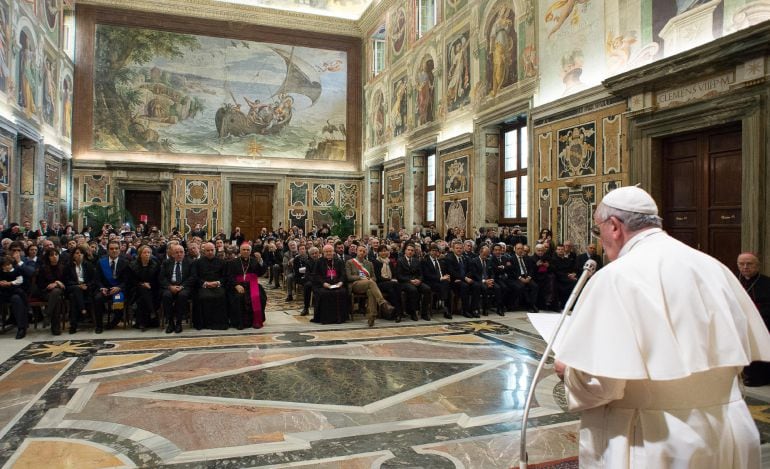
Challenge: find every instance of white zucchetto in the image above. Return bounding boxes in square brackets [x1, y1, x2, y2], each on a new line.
[601, 186, 658, 215]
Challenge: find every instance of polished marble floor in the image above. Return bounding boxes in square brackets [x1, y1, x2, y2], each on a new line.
[1, 283, 769, 468]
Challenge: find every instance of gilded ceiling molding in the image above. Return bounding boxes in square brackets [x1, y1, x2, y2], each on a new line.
[76, 0, 362, 37]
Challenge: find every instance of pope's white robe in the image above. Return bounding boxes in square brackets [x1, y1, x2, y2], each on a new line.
[555, 228, 770, 468]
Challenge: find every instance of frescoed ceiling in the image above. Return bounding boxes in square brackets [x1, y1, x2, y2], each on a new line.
[215, 0, 375, 20]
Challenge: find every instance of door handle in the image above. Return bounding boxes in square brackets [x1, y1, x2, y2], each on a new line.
[720, 215, 735, 220]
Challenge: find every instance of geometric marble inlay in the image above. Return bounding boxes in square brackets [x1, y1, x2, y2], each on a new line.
[163, 357, 478, 407]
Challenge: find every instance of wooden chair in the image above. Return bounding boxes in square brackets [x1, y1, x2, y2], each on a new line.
[350, 291, 367, 320]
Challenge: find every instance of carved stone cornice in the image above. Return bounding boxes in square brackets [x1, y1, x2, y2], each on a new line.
[76, 0, 362, 37]
[358, 0, 394, 37]
[604, 21, 770, 96]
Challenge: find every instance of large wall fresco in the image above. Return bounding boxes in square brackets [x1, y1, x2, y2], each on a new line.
[536, 0, 770, 104]
[363, 1, 537, 151]
[225, 0, 374, 20]
[92, 24, 348, 161]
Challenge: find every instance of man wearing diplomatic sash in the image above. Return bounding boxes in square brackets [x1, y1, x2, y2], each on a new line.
[345, 245, 394, 327]
[94, 240, 129, 332]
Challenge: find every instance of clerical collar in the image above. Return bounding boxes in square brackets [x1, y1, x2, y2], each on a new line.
[617, 228, 663, 258]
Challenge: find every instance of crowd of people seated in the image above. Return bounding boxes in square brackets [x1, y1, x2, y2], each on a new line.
[0, 218, 607, 339]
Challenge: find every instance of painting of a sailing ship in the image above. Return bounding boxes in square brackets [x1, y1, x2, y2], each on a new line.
[92, 25, 348, 160]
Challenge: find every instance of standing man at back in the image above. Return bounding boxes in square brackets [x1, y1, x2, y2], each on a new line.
[554, 186, 770, 468]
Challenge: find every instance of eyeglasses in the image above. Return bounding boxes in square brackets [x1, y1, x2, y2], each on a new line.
[591, 218, 612, 237]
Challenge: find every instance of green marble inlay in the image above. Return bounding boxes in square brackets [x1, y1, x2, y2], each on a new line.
[164, 358, 478, 406]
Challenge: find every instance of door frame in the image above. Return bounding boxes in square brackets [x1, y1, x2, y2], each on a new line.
[124, 189, 163, 230]
[627, 93, 764, 265]
[222, 174, 284, 238]
[115, 181, 172, 233]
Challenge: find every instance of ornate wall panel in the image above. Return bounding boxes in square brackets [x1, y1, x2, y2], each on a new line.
[557, 184, 596, 250]
[538, 131, 553, 182]
[438, 147, 472, 237]
[285, 178, 361, 234]
[172, 175, 221, 237]
[0, 135, 12, 225]
[602, 114, 622, 174]
[368, 170, 381, 226]
[533, 102, 627, 251]
[384, 167, 405, 232]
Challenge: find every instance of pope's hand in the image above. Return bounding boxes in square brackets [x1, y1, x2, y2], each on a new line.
[554, 360, 566, 380]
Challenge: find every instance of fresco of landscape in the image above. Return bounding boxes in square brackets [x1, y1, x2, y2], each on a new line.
[93, 25, 348, 160]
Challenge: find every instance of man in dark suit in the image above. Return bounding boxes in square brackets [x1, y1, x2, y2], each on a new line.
[738, 252, 770, 386]
[94, 240, 130, 333]
[159, 243, 196, 333]
[553, 244, 578, 309]
[422, 243, 451, 319]
[470, 245, 503, 316]
[396, 242, 432, 320]
[298, 246, 319, 316]
[575, 244, 604, 271]
[444, 240, 477, 318]
[490, 243, 515, 309]
[508, 242, 539, 313]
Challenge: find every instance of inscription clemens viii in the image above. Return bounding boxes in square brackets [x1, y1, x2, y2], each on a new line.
[656, 73, 734, 109]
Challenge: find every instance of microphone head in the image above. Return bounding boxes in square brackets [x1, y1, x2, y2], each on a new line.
[583, 259, 598, 274]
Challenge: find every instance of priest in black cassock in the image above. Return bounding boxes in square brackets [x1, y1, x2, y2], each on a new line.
[311, 244, 351, 324]
[227, 242, 267, 329]
[192, 242, 228, 329]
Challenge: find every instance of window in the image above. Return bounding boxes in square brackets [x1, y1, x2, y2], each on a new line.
[63, 9, 76, 60]
[426, 153, 436, 223]
[417, 0, 437, 39]
[501, 125, 528, 222]
[371, 24, 386, 77]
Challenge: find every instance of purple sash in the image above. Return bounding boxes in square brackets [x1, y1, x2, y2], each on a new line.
[237, 273, 263, 328]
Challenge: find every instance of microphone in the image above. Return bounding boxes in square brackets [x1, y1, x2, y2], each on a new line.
[518, 259, 598, 469]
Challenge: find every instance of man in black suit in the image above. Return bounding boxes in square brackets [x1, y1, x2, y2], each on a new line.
[298, 246, 318, 316]
[444, 240, 477, 318]
[422, 243, 451, 319]
[470, 245, 503, 316]
[94, 240, 130, 332]
[159, 243, 196, 333]
[738, 252, 770, 386]
[490, 243, 515, 309]
[396, 242, 432, 320]
[575, 244, 603, 271]
[553, 244, 578, 309]
[508, 242, 539, 313]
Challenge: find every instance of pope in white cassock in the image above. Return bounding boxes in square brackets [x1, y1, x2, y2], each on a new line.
[553, 186, 770, 468]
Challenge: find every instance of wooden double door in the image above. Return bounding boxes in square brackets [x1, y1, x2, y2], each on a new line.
[661, 123, 741, 268]
[231, 184, 273, 241]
